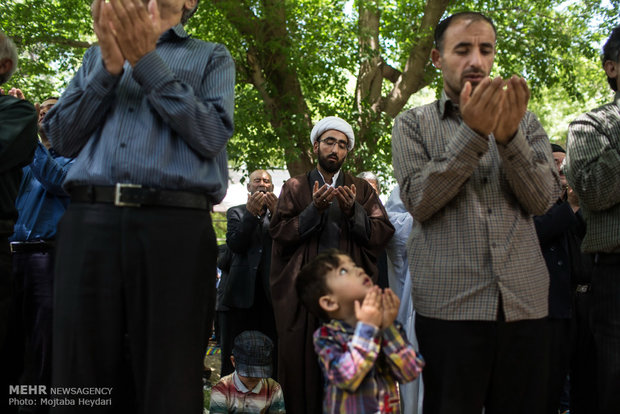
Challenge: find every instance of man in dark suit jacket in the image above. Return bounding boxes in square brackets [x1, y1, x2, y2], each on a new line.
[534, 144, 593, 414]
[219, 169, 278, 377]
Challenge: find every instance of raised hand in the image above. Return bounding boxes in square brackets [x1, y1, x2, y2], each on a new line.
[567, 186, 580, 212]
[246, 191, 266, 216]
[105, 0, 161, 67]
[7, 88, 25, 100]
[312, 181, 336, 211]
[354, 286, 383, 329]
[335, 184, 356, 217]
[92, 0, 125, 75]
[265, 192, 278, 214]
[493, 75, 530, 144]
[460, 76, 505, 137]
[381, 288, 400, 329]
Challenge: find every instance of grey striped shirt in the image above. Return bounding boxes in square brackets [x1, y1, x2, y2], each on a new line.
[565, 92, 620, 253]
[392, 92, 559, 321]
[43, 25, 235, 203]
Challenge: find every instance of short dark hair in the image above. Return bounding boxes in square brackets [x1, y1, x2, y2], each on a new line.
[602, 25, 620, 91]
[295, 249, 344, 321]
[434, 12, 497, 52]
[181, 0, 199, 25]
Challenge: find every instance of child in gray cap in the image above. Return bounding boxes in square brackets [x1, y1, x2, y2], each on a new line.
[210, 331, 285, 413]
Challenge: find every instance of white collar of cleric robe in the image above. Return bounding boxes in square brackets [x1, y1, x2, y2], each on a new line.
[317, 169, 341, 188]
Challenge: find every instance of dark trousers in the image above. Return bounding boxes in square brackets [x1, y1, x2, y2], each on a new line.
[1, 235, 21, 413]
[546, 318, 570, 414]
[218, 285, 277, 378]
[52, 203, 217, 414]
[0, 236, 11, 348]
[569, 288, 597, 414]
[590, 257, 620, 413]
[415, 313, 549, 414]
[11, 251, 55, 414]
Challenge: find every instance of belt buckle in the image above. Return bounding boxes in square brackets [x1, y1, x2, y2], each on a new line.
[576, 284, 590, 293]
[114, 183, 142, 207]
[9, 242, 18, 254]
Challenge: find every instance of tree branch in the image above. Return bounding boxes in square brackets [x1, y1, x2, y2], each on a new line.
[246, 47, 277, 114]
[12, 35, 92, 50]
[355, 0, 382, 109]
[382, 0, 450, 118]
[381, 59, 401, 83]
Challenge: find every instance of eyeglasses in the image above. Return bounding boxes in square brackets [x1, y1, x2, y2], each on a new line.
[318, 137, 349, 151]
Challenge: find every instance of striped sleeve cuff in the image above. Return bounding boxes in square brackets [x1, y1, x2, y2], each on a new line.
[132, 50, 175, 93]
[89, 57, 122, 97]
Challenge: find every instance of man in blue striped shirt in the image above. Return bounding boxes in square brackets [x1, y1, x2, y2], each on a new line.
[42, 1, 235, 412]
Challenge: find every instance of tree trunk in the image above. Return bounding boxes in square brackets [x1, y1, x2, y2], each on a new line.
[213, 0, 314, 178]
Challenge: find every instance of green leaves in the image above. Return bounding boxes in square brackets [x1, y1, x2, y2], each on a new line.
[2, 0, 618, 183]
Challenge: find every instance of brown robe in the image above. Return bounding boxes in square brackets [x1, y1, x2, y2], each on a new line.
[269, 169, 395, 413]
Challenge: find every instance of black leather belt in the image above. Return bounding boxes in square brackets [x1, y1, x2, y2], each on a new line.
[69, 184, 212, 210]
[10, 241, 55, 254]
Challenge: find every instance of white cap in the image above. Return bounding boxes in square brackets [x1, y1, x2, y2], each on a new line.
[310, 116, 355, 150]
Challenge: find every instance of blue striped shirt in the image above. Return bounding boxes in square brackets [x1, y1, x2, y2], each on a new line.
[42, 25, 235, 203]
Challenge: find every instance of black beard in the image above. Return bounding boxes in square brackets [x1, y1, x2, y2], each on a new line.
[318, 154, 344, 173]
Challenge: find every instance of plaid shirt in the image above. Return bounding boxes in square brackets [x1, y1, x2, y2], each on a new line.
[565, 92, 620, 253]
[392, 92, 559, 321]
[314, 319, 423, 414]
[209, 372, 286, 413]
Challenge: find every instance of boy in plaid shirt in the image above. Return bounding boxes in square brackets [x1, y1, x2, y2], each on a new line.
[296, 249, 424, 413]
[209, 330, 285, 413]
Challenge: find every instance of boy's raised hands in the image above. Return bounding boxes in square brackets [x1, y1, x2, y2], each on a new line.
[381, 288, 400, 330]
[355, 286, 402, 330]
[354, 286, 383, 329]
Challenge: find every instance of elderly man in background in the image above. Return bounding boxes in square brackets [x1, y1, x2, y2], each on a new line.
[219, 169, 278, 378]
[269, 116, 394, 413]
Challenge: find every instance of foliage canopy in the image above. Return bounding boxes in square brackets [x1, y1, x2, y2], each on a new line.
[1, 0, 618, 186]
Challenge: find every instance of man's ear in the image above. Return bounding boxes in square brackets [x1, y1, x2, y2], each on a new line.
[0, 58, 13, 77]
[319, 294, 339, 314]
[431, 48, 442, 69]
[184, 0, 198, 11]
[604, 59, 618, 82]
[230, 355, 236, 368]
[313, 141, 320, 155]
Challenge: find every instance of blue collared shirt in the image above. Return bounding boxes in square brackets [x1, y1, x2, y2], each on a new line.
[11, 143, 73, 241]
[42, 25, 235, 202]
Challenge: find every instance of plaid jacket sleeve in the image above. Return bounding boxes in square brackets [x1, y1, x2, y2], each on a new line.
[381, 323, 424, 383]
[566, 104, 620, 211]
[314, 322, 381, 393]
[496, 111, 560, 215]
